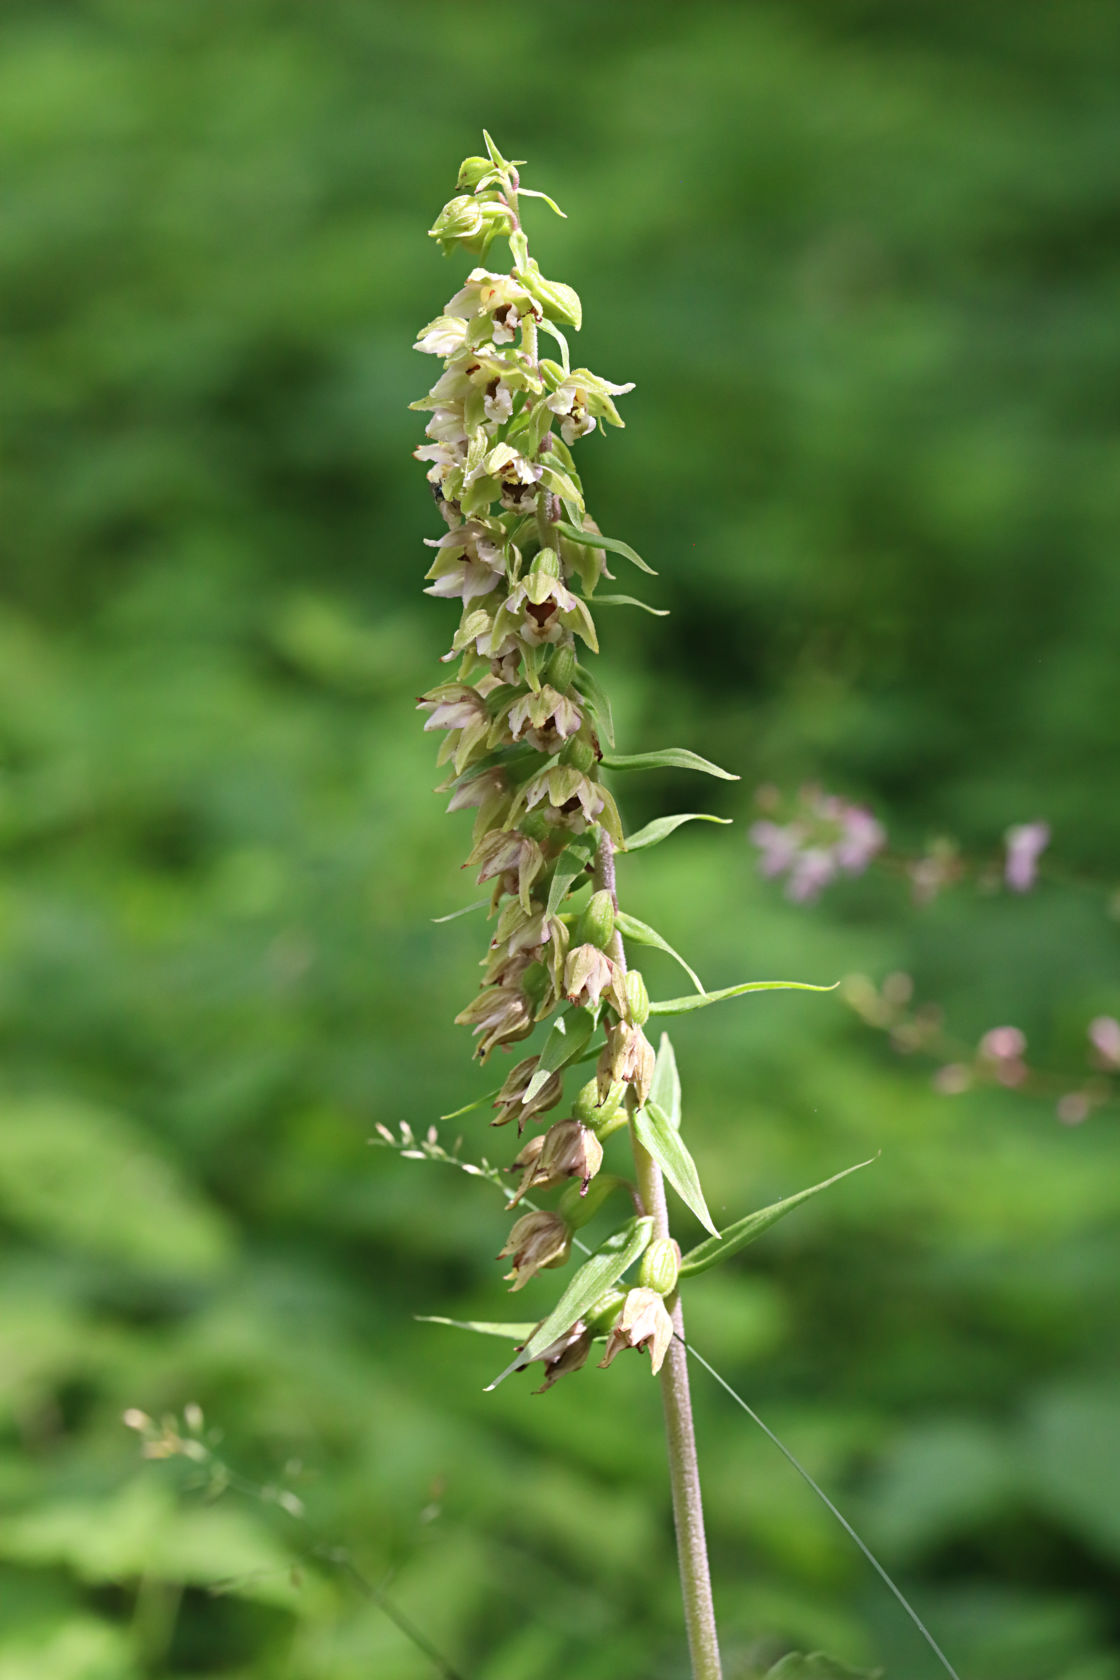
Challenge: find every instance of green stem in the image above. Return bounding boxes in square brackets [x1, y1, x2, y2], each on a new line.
[595, 832, 723, 1680]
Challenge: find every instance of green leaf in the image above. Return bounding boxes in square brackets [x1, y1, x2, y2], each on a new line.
[592, 593, 670, 616]
[649, 978, 839, 1016]
[633, 1102, 719, 1237]
[431, 897, 489, 923]
[546, 831, 599, 917]
[572, 664, 615, 747]
[649, 1033, 681, 1129]
[524, 1008, 596, 1103]
[552, 519, 657, 576]
[765, 1656, 884, 1679]
[486, 1216, 654, 1388]
[517, 187, 567, 219]
[614, 909, 704, 994]
[679, 1157, 876, 1277]
[621, 812, 732, 852]
[600, 747, 738, 781]
[439, 1088, 499, 1121]
[416, 1316, 536, 1341]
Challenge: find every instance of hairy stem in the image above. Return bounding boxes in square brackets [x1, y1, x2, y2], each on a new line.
[595, 833, 723, 1680]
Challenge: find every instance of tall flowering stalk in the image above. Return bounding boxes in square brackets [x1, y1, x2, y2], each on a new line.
[410, 134, 840, 1680]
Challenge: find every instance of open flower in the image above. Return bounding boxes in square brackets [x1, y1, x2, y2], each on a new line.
[498, 1210, 571, 1291]
[598, 1288, 674, 1375]
[1004, 822, 1049, 892]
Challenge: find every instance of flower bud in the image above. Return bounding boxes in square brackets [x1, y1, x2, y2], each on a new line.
[624, 969, 650, 1027]
[598, 1287, 674, 1375]
[546, 645, 577, 692]
[498, 1210, 571, 1291]
[429, 195, 514, 258]
[576, 889, 615, 951]
[456, 155, 497, 190]
[518, 811, 553, 844]
[638, 1237, 681, 1297]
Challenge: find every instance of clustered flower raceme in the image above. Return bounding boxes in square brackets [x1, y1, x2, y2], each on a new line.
[842, 972, 1120, 1126]
[413, 136, 673, 1388]
[750, 785, 1053, 905]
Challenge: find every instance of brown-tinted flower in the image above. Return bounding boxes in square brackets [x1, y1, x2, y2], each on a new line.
[498, 1210, 571, 1291]
[598, 1288, 674, 1375]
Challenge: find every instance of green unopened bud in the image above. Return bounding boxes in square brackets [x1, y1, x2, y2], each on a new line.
[638, 1237, 681, 1297]
[430, 195, 513, 257]
[457, 155, 499, 190]
[560, 736, 596, 774]
[546, 645, 577, 692]
[624, 969, 650, 1026]
[576, 889, 615, 950]
[572, 1075, 628, 1136]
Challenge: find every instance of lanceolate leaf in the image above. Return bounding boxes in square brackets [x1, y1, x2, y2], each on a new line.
[764, 1655, 884, 1679]
[648, 1033, 681, 1129]
[572, 664, 615, 746]
[600, 747, 738, 781]
[615, 909, 704, 994]
[431, 898, 489, 924]
[552, 519, 657, 575]
[546, 831, 599, 917]
[416, 1316, 536, 1341]
[679, 1157, 877, 1277]
[524, 1008, 595, 1102]
[486, 1216, 654, 1388]
[440, 1088, 499, 1120]
[633, 1102, 719, 1237]
[621, 812, 731, 852]
[592, 594, 669, 617]
[649, 979, 839, 1017]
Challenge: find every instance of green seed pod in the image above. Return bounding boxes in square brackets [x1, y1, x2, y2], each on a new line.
[561, 736, 596, 774]
[520, 962, 551, 1009]
[584, 1286, 628, 1334]
[638, 1237, 681, 1297]
[558, 1170, 623, 1230]
[518, 810, 553, 844]
[576, 889, 615, 950]
[546, 644, 577, 692]
[624, 969, 650, 1027]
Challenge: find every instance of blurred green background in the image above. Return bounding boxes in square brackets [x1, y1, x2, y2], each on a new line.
[2, 2, 1119, 1676]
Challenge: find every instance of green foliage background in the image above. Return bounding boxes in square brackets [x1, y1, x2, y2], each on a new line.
[2, 3, 1119, 1676]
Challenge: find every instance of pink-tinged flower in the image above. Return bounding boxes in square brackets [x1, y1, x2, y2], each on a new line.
[748, 820, 801, 879]
[417, 683, 488, 733]
[748, 787, 885, 902]
[787, 848, 837, 904]
[511, 1320, 591, 1393]
[978, 1026, 1028, 1088]
[1004, 822, 1049, 892]
[1088, 1016, 1120, 1070]
[498, 1210, 571, 1291]
[1056, 1092, 1091, 1126]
